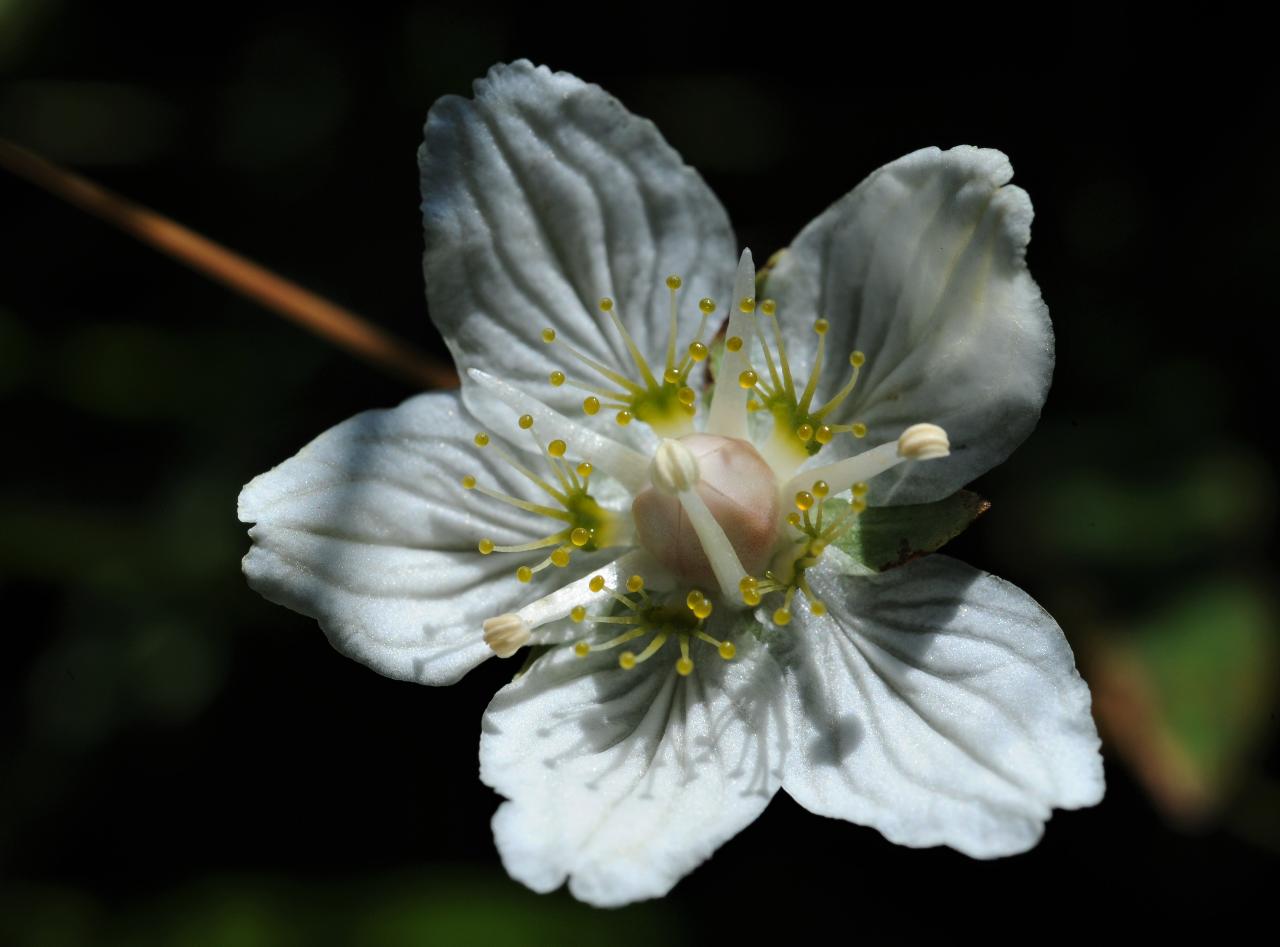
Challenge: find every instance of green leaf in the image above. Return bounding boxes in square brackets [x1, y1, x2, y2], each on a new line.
[828, 490, 990, 573]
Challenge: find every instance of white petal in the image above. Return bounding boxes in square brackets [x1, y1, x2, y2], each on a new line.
[238, 391, 609, 684]
[421, 60, 736, 420]
[776, 555, 1103, 857]
[480, 632, 784, 906]
[766, 147, 1052, 503]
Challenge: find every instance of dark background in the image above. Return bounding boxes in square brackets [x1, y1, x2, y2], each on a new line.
[2, 3, 1276, 941]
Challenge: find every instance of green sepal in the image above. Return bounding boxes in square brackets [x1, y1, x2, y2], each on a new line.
[826, 490, 990, 573]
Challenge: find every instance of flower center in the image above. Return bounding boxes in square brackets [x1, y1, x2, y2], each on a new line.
[631, 434, 779, 586]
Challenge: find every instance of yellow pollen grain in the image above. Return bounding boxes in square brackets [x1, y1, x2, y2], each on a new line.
[571, 606, 587, 623]
[619, 651, 637, 670]
[576, 462, 593, 478]
[666, 274, 683, 290]
[626, 575, 644, 593]
[773, 608, 791, 626]
[739, 296, 756, 313]
[676, 657, 694, 677]
[589, 575, 606, 593]
[574, 641, 590, 657]
[473, 432, 489, 447]
[795, 491, 814, 512]
[718, 641, 736, 660]
[698, 297, 716, 314]
[598, 297, 614, 312]
[518, 414, 534, 430]
[516, 566, 533, 583]
[738, 369, 758, 389]
[550, 548, 570, 568]
[541, 328, 556, 343]
[570, 527, 591, 547]
[461, 475, 477, 489]
[726, 336, 744, 353]
[549, 370, 565, 387]
[688, 341, 708, 362]
[583, 396, 600, 416]
[814, 318, 829, 335]
[548, 439, 567, 458]
[616, 409, 633, 426]
[852, 422, 868, 438]
[813, 480, 830, 497]
[477, 538, 495, 555]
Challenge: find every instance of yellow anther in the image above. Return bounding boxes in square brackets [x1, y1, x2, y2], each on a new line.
[571, 606, 587, 623]
[699, 297, 716, 314]
[589, 575, 606, 593]
[795, 491, 814, 512]
[850, 351, 866, 367]
[549, 370, 565, 387]
[548, 439, 567, 458]
[852, 422, 868, 438]
[676, 657, 694, 676]
[619, 651, 637, 670]
[474, 432, 490, 447]
[739, 296, 756, 313]
[811, 601, 828, 617]
[576, 462, 593, 478]
[718, 641, 736, 660]
[787, 512, 802, 528]
[796, 423, 814, 443]
[570, 527, 591, 547]
[550, 548, 570, 568]
[738, 369, 758, 389]
[599, 297, 614, 312]
[666, 274, 683, 290]
[852, 481, 869, 497]
[518, 414, 534, 430]
[574, 641, 590, 657]
[813, 480, 830, 498]
[760, 299, 776, 316]
[663, 367, 681, 385]
[773, 608, 791, 626]
[688, 341, 709, 362]
[616, 410, 633, 426]
[686, 590, 705, 610]
[461, 475, 477, 489]
[582, 396, 600, 415]
[516, 566, 533, 583]
[743, 588, 761, 606]
[815, 425, 833, 444]
[626, 575, 645, 593]
[692, 599, 713, 620]
[814, 318, 829, 335]
[541, 328, 556, 343]
[478, 538, 495, 555]
[726, 336, 744, 353]
[852, 498, 868, 514]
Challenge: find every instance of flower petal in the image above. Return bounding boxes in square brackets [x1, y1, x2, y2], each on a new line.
[421, 60, 736, 419]
[238, 391, 605, 685]
[775, 555, 1103, 857]
[480, 631, 783, 906]
[766, 146, 1052, 503]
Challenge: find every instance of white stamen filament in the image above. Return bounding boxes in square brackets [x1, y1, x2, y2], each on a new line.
[705, 249, 756, 440]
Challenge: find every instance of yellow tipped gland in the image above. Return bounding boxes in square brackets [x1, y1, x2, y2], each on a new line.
[478, 538, 495, 555]
[548, 439, 567, 458]
[474, 432, 490, 447]
[773, 608, 791, 626]
[814, 318, 829, 335]
[813, 480, 830, 498]
[589, 575, 606, 593]
[626, 575, 645, 593]
[688, 341, 708, 362]
[787, 512, 802, 528]
[815, 425, 833, 444]
[852, 481, 869, 497]
[676, 635, 694, 676]
[549, 370, 565, 387]
[740, 296, 757, 313]
[739, 369, 758, 389]
[570, 527, 591, 547]
[760, 299, 776, 316]
[726, 336, 743, 353]
[541, 328, 556, 343]
[571, 606, 587, 623]
[795, 491, 814, 512]
[619, 651, 637, 670]
[583, 396, 600, 415]
[692, 599, 712, 620]
[550, 547, 571, 568]
[851, 351, 866, 367]
[678, 386, 696, 406]
[852, 422, 868, 438]
[461, 475, 477, 489]
[699, 297, 716, 314]
[666, 275, 683, 290]
[516, 566, 533, 583]
[576, 462, 593, 478]
[796, 423, 814, 443]
[518, 414, 534, 430]
[599, 297, 614, 312]
[743, 587, 761, 606]
[718, 640, 736, 660]
[686, 589, 705, 610]
[616, 410, 632, 426]
[574, 641, 590, 657]
[663, 367, 681, 384]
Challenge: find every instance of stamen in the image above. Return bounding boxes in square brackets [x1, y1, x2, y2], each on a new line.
[783, 423, 950, 499]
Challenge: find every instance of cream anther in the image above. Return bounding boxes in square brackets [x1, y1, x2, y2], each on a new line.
[483, 614, 531, 658]
[897, 423, 951, 460]
[651, 438, 701, 495]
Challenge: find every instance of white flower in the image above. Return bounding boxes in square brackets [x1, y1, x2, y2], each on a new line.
[238, 61, 1104, 907]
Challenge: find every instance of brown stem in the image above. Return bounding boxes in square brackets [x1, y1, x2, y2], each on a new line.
[0, 139, 457, 389]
